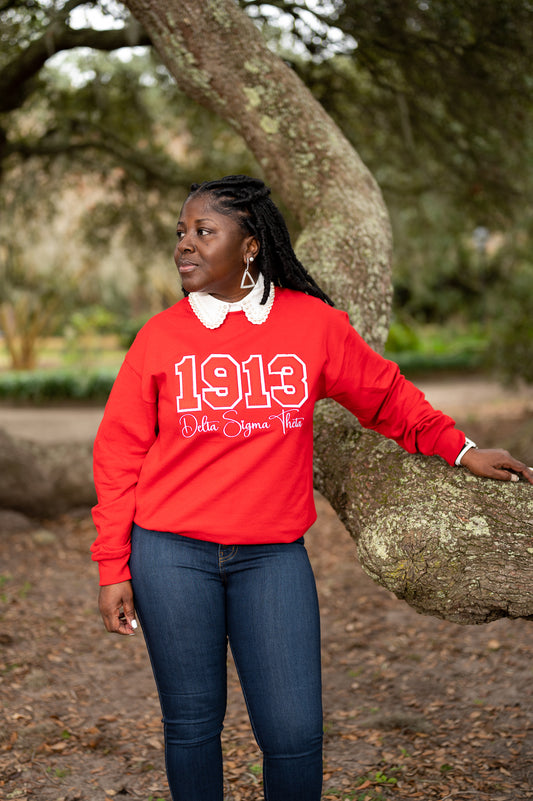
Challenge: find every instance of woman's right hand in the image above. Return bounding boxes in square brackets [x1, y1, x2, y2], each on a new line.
[98, 580, 138, 635]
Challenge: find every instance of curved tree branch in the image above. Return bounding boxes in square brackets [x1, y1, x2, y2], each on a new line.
[6, 119, 191, 188]
[0, 19, 151, 113]
[313, 403, 533, 624]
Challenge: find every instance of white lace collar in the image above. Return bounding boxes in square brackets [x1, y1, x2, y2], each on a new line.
[187, 272, 275, 329]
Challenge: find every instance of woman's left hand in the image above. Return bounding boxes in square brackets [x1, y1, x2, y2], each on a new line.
[461, 448, 533, 484]
[98, 580, 137, 635]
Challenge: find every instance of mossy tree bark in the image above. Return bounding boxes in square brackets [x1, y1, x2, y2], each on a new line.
[123, 0, 533, 623]
[313, 406, 533, 624]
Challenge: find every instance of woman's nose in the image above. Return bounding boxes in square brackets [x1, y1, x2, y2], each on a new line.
[177, 233, 194, 253]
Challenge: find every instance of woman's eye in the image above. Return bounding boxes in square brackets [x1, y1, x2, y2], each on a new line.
[176, 227, 211, 239]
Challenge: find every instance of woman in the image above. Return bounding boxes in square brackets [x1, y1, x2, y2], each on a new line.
[92, 175, 532, 801]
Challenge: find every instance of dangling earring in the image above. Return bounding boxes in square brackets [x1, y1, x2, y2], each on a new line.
[240, 255, 256, 290]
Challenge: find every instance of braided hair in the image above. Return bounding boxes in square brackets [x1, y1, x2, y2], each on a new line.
[185, 175, 334, 306]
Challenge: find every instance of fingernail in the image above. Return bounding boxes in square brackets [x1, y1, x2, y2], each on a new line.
[511, 474, 519, 482]
[131, 619, 138, 630]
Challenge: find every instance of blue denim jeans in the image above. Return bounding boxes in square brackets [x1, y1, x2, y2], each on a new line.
[130, 525, 323, 801]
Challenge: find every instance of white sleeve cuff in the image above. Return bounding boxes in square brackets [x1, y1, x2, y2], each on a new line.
[455, 437, 477, 466]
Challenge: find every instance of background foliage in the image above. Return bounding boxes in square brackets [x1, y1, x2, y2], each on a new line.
[1, 0, 532, 381]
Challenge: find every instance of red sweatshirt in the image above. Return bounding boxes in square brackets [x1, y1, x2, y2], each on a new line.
[91, 289, 465, 585]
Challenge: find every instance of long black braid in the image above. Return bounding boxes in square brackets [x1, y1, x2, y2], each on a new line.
[186, 175, 334, 306]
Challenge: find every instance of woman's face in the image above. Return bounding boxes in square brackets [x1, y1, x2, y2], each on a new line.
[174, 194, 258, 301]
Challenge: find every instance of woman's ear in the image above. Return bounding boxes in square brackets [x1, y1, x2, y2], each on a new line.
[246, 236, 260, 261]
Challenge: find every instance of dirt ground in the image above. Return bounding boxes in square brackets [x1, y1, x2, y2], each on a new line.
[1, 379, 532, 801]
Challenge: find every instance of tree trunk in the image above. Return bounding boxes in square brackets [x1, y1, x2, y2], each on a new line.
[0, 429, 95, 517]
[122, 0, 533, 622]
[122, 0, 392, 350]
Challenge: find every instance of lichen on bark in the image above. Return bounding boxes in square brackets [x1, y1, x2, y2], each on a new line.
[313, 410, 533, 623]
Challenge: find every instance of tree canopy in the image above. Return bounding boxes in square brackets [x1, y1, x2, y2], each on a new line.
[3, 0, 533, 214]
[262, 0, 533, 217]
[2, 1, 533, 358]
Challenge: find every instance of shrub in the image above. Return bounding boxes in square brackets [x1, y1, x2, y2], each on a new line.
[0, 368, 118, 403]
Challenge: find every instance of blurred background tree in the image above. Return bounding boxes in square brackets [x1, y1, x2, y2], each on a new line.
[0, 0, 260, 367]
[1, 0, 532, 379]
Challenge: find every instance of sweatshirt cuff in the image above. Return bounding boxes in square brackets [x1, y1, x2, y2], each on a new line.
[97, 557, 132, 586]
[433, 428, 467, 466]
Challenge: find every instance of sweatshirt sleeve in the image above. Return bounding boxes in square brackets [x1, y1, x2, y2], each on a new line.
[323, 314, 465, 465]
[91, 339, 158, 585]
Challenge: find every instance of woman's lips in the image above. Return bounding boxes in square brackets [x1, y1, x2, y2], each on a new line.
[178, 262, 197, 274]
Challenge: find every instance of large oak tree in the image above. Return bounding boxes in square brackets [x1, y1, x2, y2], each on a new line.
[1, 0, 531, 622]
[120, 0, 532, 625]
